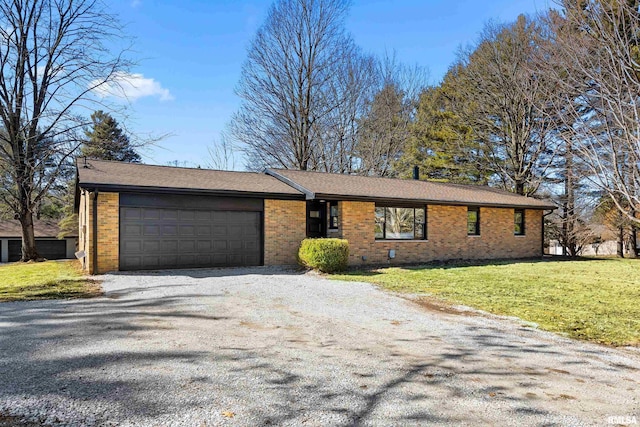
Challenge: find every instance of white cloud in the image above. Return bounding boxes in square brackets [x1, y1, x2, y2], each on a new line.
[131, 0, 142, 7]
[91, 72, 173, 102]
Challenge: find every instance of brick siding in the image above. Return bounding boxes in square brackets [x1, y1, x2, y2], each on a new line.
[79, 191, 119, 274]
[339, 202, 543, 266]
[79, 191, 543, 271]
[264, 199, 306, 265]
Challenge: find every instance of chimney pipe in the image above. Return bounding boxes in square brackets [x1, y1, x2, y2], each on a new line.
[413, 165, 420, 180]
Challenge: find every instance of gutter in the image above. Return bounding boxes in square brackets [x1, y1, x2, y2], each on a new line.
[92, 190, 99, 274]
[542, 209, 554, 256]
[78, 183, 305, 201]
[264, 169, 315, 199]
[311, 193, 556, 210]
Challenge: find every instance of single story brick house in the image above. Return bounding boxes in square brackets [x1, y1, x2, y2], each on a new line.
[75, 159, 555, 274]
[0, 220, 77, 263]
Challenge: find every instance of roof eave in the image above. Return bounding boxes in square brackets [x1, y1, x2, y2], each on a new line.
[77, 183, 305, 200]
[311, 193, 556, 210]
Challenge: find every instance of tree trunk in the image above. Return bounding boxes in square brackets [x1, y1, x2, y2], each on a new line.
[515, 180, 525, 195]
[629, 227, 638, 258]
[19, 211, 40, 261]
[617, 226, 625, 258]
[631, 208, 638, 258]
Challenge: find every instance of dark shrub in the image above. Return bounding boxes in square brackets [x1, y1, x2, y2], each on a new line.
[298, 238, 349, 273]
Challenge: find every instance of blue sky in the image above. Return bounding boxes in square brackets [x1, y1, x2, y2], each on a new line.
[108, 0, 550, 168]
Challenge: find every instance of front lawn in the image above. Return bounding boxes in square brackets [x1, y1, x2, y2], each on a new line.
[333, 258, 640, 346]
[0, 260, 101, 302]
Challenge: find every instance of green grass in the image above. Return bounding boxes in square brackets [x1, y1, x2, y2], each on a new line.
[333, 258, 640, 346]
[0, 260, 101, 302]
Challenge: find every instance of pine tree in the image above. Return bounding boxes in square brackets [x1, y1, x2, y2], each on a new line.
[395, 82, 490, 184]
[81, 111, 140, 162]
[59, 111, 140, 238]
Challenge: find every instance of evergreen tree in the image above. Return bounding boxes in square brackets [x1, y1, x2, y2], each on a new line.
[59, 111, 139, 238]
[81, 111, 140, 162]
[395, 81, 491, 184]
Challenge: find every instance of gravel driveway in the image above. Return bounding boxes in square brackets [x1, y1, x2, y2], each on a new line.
[0, 267, 639, 426]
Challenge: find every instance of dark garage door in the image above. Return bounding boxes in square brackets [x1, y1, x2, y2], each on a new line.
[8, 239, 67, 262]
[119, 206, 262, 270]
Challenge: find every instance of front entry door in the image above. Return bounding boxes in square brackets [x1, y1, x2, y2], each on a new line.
[306, 201, 326, 238]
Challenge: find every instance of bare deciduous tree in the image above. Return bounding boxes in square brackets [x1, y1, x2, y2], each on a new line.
[231, 0, 356, 171]
[0, 0, 132, 260]
[449, 15, 557, 195]
[207, 131, 237, 171]
[543, 0, 640, 225]
[311, 49, 377, 173]
[356, 53, 429, 177]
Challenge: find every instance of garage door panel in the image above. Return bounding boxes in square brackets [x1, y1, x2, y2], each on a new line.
[197, 240, 211, 251]
[160, 255, 178, 266]
[180, 211, 195, 221]
[179, 225, 195, 236]
[179, 240, 195, 251]
[143, 240, 161, 252]
[195, 211, 211, 221]
[143, 209, 160, 220]
[123, 240, 142, 253]
[196, 225, 211, 236]
[162, 210, 178, 220]
[162, 225, 178, 235]
[124, 224, 142, 236]
[143, 225, 160, 236]
[229, 240, 243, 250]
[141, 256, 160, 267]
[213, 226, 227, 236]
[122, 208, 142, 220]
[120, 205, 262, 271]
[161, 240, 178, 252]
[212, 212, 228, 223]
[212, 254, 227, 264]
[246, 254, 260, 264]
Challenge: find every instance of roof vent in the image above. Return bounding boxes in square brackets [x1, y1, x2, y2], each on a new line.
[413, 165, 420, 180]
[83, 156, 89, 168]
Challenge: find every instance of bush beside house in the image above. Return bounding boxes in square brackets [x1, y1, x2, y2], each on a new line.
[298, 238, 349, 273]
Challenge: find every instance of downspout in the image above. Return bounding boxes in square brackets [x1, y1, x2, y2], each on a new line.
[542, 209, 553, 256]
[93, 190, 99, 274]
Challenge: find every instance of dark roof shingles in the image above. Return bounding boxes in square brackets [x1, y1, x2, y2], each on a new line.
[267, 168, 556, 209]
[77, 159, 303, 196]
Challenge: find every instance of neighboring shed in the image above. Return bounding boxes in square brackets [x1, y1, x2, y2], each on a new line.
[0, 220, 77, 263]
[76, 159, 556, 274]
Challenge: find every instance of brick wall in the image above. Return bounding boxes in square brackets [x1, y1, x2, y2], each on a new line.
[339, 201, 543, 266]
[78, 191, 543, 271]
[96, 192, 119, 273]
[264, 199, 306, 265]
[79, 191, 119, 274]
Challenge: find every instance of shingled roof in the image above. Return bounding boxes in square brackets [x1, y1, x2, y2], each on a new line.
[76, 159, 304, 198]
[0, 220, 76, 238]
[266, 169, 556, 209]
[76, 159, 555, 209]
